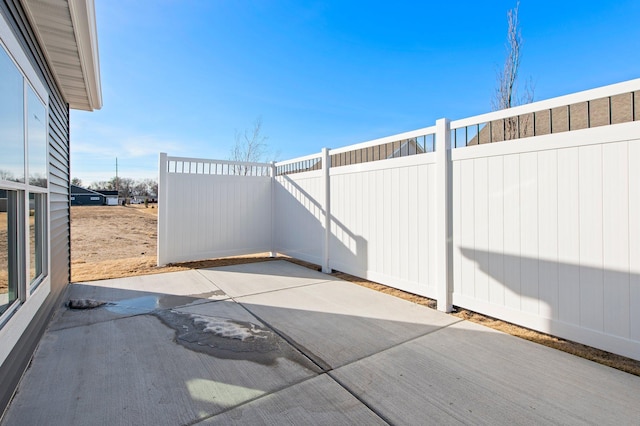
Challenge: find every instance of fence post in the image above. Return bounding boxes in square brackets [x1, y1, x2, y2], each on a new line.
[435, 119, 453, 312]
[322, 148, 331, 273]
[270, 161, 277, 258]
[157, 152, 168, 266]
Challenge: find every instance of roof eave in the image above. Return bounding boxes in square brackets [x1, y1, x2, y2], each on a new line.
[68, 0, 101, 111]
[21, 0, 102, 111]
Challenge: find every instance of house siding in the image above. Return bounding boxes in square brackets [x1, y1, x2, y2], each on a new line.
[71, 185, 106, 205]
[0, 0, 71, 413]
[71, 195, 104, 205]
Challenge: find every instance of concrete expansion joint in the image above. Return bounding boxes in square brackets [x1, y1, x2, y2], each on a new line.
[327, 372, 393, 425]
[194, 269, 334, 299]
[234, 300, 332, 372]
[185, 373, 344, 426]
[326, 317, 467, 374]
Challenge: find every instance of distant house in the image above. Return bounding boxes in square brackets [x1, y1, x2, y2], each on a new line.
[70, 185, 105, 206]
[0, 0, 102, 413]
[0, 189, 6, 212]
[96, 190, 119, 205]
[70, 186, 119, 206]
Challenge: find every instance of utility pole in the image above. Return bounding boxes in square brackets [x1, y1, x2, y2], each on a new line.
[116, 157, 119, 197]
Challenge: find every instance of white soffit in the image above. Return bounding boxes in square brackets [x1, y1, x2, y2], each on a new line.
[21, 0, 102, 111]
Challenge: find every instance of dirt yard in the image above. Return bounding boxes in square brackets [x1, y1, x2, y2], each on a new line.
[71, 206, 639, 376]
[71, 205, 273, 282]
[0, 212, 7, 295]
[71, 205, 160, 282]
[0, 212, 35, 295]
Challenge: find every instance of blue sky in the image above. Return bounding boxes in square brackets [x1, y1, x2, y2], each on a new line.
[70, 0, 640, 185]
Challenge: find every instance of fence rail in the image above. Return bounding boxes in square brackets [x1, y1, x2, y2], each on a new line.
[451, 79, 640, 147]
[166, 156, 272, 176]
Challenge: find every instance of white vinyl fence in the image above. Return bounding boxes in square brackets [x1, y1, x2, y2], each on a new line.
[157, 157, 274, 264]
[159, 78, 640, 361]
[274, 152, 326, 267]
[328, 138, 440, 300]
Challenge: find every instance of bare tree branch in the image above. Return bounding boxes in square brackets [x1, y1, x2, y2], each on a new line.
[492, 1, 535, 140]
[230, 117, 270, 175]
[493, 1, 522, 111]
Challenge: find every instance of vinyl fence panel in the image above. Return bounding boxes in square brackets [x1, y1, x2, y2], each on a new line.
[158, 155, 272, 265]
[274, 167, 326, 266]
[450, 121, 640, 360]
[329, 154, 438, 299]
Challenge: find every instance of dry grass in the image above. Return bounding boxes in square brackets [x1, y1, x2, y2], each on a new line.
[72, 253, 276, 283]
[70, 206, 640, 376]
[71, 205, 157, 275]
[451, 308, 640, 376]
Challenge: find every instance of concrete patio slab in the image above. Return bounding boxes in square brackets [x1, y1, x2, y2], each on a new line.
[77, 269, 229, 297]
[172, 299, 262, 323]
[49, 270, 229, 331]
[237, 278, 460, 369]
[3, 261, 640, 425]
[2, 306, 320, 426]
[198, 374, 386, 425]
[331, 319, 640, 425]
[196, 260, 339, 297]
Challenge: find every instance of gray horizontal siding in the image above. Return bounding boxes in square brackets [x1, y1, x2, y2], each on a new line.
[0, 0, 71, 414]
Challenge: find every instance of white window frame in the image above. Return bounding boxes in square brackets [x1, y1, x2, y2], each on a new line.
[0, 11, 51, 365]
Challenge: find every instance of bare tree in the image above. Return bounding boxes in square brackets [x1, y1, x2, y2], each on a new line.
[89, 177, 135, 200]
[147, 179, 158, 197]
[492, 1, 534, 139]
[142, 178, 158, 197]
[88, 180, 109, 191]
[230, 117, 269, 175]
[114, 177, 135, 200]
[131, 178, 158, 198]
[0, 169, 15, 181]
[71, 177, 83, 187]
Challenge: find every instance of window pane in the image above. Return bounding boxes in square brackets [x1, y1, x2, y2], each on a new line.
[29, 193, 46, 288]
[28, 86, 47, 187]
[0, 47, 25, 183]
[1, 190, 19, 316]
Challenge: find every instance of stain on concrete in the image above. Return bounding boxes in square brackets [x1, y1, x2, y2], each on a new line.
[153, 309, 319, 370]
[103, 294, 209, 315]
[67, 299, 109, 309]
[68, 292, 225, 316]
[188, 290, 227, 299]
[104, 295, 159, 314]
